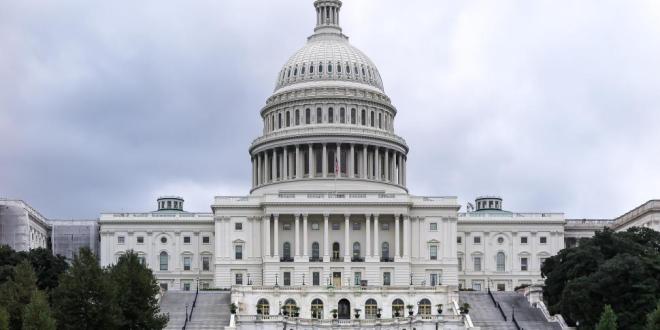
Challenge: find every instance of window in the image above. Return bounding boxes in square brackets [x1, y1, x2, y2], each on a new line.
[283, 299, 297, 316]
[352, 242, 361, 260]
[430, 245, 438, 260]
[283, 242, 291, 259]
[458, 256, 463, 271]
[378, 113, 382, 128]
[429, 223, 438, 231]
[497, 237, 504, 244]
[138, 256, 146, 265]
[159, 252, 168, 271]
[540, 257, 547, 268]
[457, 236, 462, 244]
[340, 108, 345, 123]
[332, 223, 340, 230]
[521, 257, 528, 271]
[183, 282, 191, 291]
[328, 63, 332, 73]
[392, 299, 404, 317]
[184, 236, 191, 244]
[310, 63, 314, 74]
[235, 223, 243, 231]
[382, 223, 389, 230]
[365, 299, 378, 319]
[418, 299, 431, 316]
[352, 222, 361, 230]
[328, 108, 334, 123]
[183, 256, 191, 271]
[496, 252, 505, 272]
[286, 111, 290, 127]
[235, 245, 243, 260]
[521, 236, 528, 244]
[283, 272, 291, 286]
[305, 108, 311, 124]
[474, 256, 482, 271]
[354, 272, 361, 286]
[382, 242, 390, 259]
[430, 273, 439, 286]
[473, 236, 481, 244]
[202, 256, 210, 271]
[203, 236, 210, 244]
[137, 236, 144, 244]
[311, 223, 320, 230]
[312, 242, 320, 260]
[472, 282, 482, 291]
[236, 273, 243, 285]
[497, 283, 506, 291]
[383, 272, 391, 285]
[257, 299, 270, 315]
[295, 109, 300, 125]
[283, 223, 291, 231]
[117, 236, 125, 244]
[278, 113, 282, 128]
[351, 108, 356, 124]
[311, 298, 323, 319]
[316, 108, 322, 123]
[313, 272, 320, 286]
[540, 236, 548, 244]
[370, 111, 375, 127]
[361, 109, 366, 125]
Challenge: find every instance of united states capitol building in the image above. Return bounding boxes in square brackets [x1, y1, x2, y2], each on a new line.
[2, 1, 659, 329]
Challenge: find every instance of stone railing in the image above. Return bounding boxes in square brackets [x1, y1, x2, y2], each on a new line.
[235, 285, 451, 294]
[612, 200, 660, 229]
[101, 212, 212, 219]
[236, 314, 463, 326]
[251, 125, 408, 147]
[565, 219, 613, 226]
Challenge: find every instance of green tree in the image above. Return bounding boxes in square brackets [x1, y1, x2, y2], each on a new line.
[0, 245, 21, 285]
[22, 291, 55, 330]
[52, 248, 119, 330]
[647, 302, 660, 330]
[0, 261, 38, 329]
[596, 305, 617, 330]
[108, 251, 168, 330]
[0, 307, 9, 330]
[20, 248, 68, 291]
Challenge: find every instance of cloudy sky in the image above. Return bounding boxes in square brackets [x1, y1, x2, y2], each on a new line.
[1, 0, 659, 219]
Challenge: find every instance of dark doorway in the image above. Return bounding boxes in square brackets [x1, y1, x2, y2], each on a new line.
[338, 298, 351, 319]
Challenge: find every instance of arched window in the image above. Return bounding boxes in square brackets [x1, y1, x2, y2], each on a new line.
[286, 111, 291, 127]
[301, 65, 305, 75]
[352, 242, 361, 260]
[293, 67, 297, 76]
[271, 114, 275, 131]
[328, 108, 334, 123]
[159, 251, 168, 271]
[278, 113, 282, 129]
[346, 64, 351, 74]
[316, 108, 322, 123]
[340, 108, 345, 123]
[311, 298, 323, 319]
[351, 108, 356, 124]
[312, 242, 320, 260]
[361, 110, 366, 125]
[418, 299, 431, 315]
[328, 63, 333, 73]
[257, 298, 270, 315]
[319, 62, 323, 73]
[354, 64, 359, 76]
[337, 62, 341, 73]
[365, 299, 378, 319]
[496, 252, 505, 272]
[392, 299, 404, 317]
[287, 68, 291, 77]
[370, 111, 375, 127]
[283, 299, 297, 317]
[283, 242, 291, 259]
[332, 242, 340, 260]
[382, 242, 390, 260]
[310, 63, 314, 74]
[305, 108, 311, 124]
[295, 109, 300, 125]
[378, 113, 382, 128]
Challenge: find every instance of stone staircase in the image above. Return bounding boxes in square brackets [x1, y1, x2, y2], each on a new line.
[160, 291, 197, 330]
[185, 291, 232, 330]
[460, 291, 562, 330]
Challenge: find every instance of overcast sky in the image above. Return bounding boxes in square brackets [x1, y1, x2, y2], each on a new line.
[1, 0, 659, 219]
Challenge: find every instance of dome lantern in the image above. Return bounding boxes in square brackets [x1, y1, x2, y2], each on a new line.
[314, 0, 343, 35]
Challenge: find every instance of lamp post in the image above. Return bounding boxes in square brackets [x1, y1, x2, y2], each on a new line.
[185, 304, 189, 321]
[247, 273, 251, 285]
[410, 273, 413, 285]
[275, 274, 279, 286]
[302, 274, 306, 286]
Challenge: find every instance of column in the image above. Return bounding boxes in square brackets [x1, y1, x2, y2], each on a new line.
[263, 215, 271, 257]
[374, 215, 380, 258]
[395, 215, 400, 258]
[344, 214, 350, 260]
[336, 143, 341, 177]
[366, 214, 371, 257]
[257, 154, 262, 185]
[402, 156, 407, 186]
[264, 151, 270, 182]
[303, 214, 309, 257]
[273, 215, 279, 257]
[323, 214, 329, 260]
[283, 147, 289, 180]
[375, 147, 380, 180]
[308, 144, 313, 177]
[362, 145, 368, 179]
[271, 149, 277, 182]
[384, 150, 389, 182]
[295, 145, 301, 179]
[349, 144, 355, 178]
[322, 143, 328, 178]
[397, 153, 403, 185]
[403, 215, 410, 258]
[295, 214, 300, 257]
[251, 157, 256, 187]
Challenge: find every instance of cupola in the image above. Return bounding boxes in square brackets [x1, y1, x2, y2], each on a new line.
[157, 196, 184, 211]
[475, 196, 503, 211]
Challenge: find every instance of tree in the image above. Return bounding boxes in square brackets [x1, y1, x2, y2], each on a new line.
[108, 251, 168, 330]
[22, 291, 55, 330]
[0, 307, 9, 330]
[20, 248, 68, 291]
[0, 260, 38, 329]
[543, 227, 660, 329]
[647, 302, 660, 330]
[596, 305, 617, 330]
[52, 248, 119, 330]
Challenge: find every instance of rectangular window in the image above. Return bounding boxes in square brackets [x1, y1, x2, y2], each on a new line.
[474, 257, 482, 271]
[313, 272, 320, 286]
[354, 272, 362, 286]
[332, 223, 340, 230]
[328, 108, 334, 123]
[117, 236, 125, 244]
[382, 223, 389, 230]
[283, 223, 291, 231]
[540, 236, 548, 244]
[457, 236, 462, 244]
[235, 245, 243, 260]
[521, 257, 528, 271]
[430, 273, 438, 286]
[138, 256, 146, 265]
[352, 222, 361, 230]
[183, 282, 191, 291]
[458, 257, 463, 271]
[236, 273, 243, 285]
[429, 223, 438, 231]
[183, 256, 191, 271]
[202, 256, 210, 271]
[183, 236, 191, 244]
[235, 223, 243, 231]
[473, 236, 481, 244]
[540, 257, 547, 268]
[383, 272, 391, 286]
[521, 236, 528, 244]
[311, 223, 320, 230]
[430, 245, 438, 260]
[203, 236, 210, 244]
[472, 282, 482, 291]
[137, 236, 144, 244]
[283, 272, 291, 286]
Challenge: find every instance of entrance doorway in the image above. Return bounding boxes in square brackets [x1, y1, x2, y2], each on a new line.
[332, 242, 340, 261]
[333, 272, 342, 288]
[338, 299, 351, 319]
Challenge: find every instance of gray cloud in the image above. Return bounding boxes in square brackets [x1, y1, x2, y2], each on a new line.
[1, 0, 659, 218]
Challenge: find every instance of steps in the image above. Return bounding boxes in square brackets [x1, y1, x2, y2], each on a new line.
[185, 292, 231, 330]
[160, 291, 197, 330]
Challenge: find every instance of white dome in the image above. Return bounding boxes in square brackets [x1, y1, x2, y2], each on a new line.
[274, 31, 384, 93]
